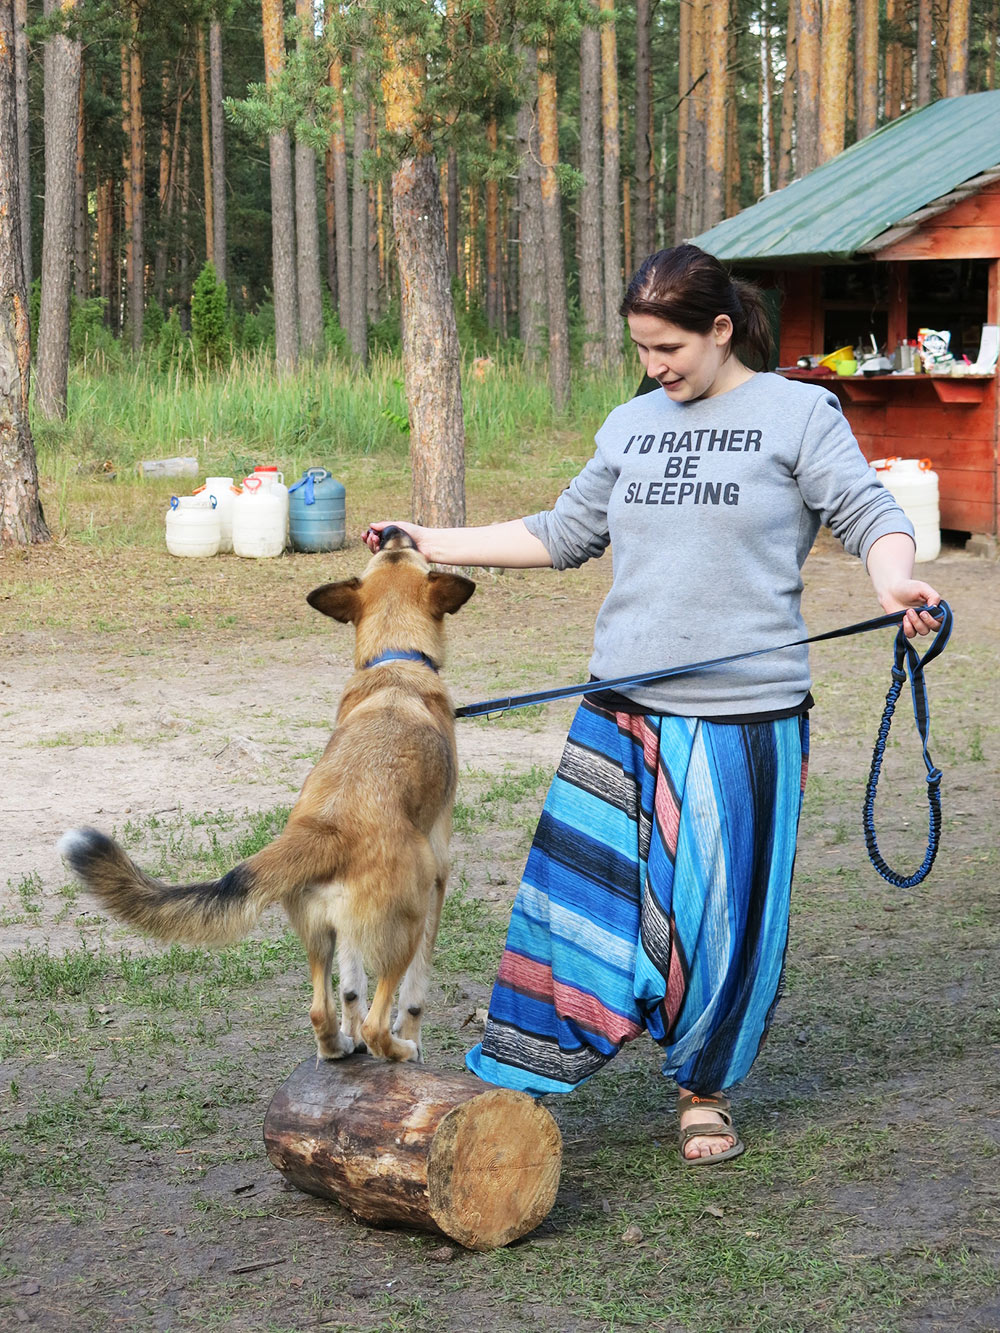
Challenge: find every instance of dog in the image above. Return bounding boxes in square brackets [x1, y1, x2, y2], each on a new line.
[59, 528, 475, 1063]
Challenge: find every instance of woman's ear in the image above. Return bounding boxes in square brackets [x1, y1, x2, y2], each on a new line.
[713, 314, 734, 345]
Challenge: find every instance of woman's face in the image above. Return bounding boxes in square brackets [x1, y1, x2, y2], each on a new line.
[627, 312, 736, 403]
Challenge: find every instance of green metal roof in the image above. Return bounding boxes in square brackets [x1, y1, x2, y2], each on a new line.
[688, 91, 1000, 264]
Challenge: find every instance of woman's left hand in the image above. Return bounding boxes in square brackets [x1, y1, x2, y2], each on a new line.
[878, 579, 944, 638]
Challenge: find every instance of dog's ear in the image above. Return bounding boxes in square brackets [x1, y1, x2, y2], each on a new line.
[426, 571, 476, 618]
[307, 578, 362, 623]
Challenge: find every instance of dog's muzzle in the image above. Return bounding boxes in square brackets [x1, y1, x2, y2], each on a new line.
[377, 526, 417, 552]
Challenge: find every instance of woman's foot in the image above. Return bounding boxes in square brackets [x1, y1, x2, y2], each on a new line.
[677, 1087, 744, 1164]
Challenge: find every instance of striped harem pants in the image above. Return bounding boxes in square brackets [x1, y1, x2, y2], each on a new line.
[465, 698, 809, 1097]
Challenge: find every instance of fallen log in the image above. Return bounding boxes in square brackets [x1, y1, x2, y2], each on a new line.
[263, 1054, 562, 1251]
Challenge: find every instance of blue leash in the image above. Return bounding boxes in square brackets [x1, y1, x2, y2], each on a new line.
[863, 602, 952, 887]
[455, 602, 953, 888]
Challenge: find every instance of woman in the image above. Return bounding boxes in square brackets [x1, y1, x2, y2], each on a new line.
[365, 245, 942, 1164]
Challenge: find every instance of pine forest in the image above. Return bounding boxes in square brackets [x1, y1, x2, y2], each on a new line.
[0, 0, 996, 537]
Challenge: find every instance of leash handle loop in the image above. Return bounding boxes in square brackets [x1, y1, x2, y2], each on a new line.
[861, 601, 951, 888]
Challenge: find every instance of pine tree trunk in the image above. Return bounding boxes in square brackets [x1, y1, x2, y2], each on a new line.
[1, 0, 49, 546]
[795, 0, 820, 176]
[515, 51, 545, 366]
[599, 0, 621, 363]
[74, 56, 87, 299]
[537, 43, 570, 411]
[179, 136, 190, 325]
[127, 8, 144, 351]
[366, 121, 378, 326]
[776, 0, 797, 188]
[985, 1, 998, 90]
[154, 62, 171, 307]
[703, 0, 728, 227]
[946, 0, 971, 96]
[97, 175, 114, 325]
[393, 153, 465, 528]
[687, 0, 707, 235]
[209, 20, 226, 285]
[327, 49, 350, 330]
[14, 0, 30, 293]
[884, 0, 904, 119]
[485, 116, 500, 329]
[325, 145, 337, 303]
[469, 182, 482, 302]
[120, 45, 133, 312]
[934, 6, 948, 107]
[262, 0, 298, 370]
[35, 0, 81, 419]
[383, 27, 465, 529]
[633, 0, 652, 264]
[348, 68, 369, 365]
[759, 2, 775, 194]
[725, 18, 740, 214]
[856, 0, 879, 135]
[579, 13, 603, 370]
[295, 0, 324, 358]
[915, 1, 933, 104]
[675, 0, 690, 236]
[446, 144, 459, 280]
[197, 24, 213, 265]
[818, 0, 849, 162]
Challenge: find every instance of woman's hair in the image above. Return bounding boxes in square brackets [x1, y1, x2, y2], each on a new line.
[620, 244, 774, 370]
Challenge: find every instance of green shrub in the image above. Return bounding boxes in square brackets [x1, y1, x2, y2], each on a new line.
[157, 310, 189, 374]
[191, 261, 231, 365]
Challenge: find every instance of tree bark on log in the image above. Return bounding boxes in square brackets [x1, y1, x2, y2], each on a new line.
[264, 1056, 562, 1251]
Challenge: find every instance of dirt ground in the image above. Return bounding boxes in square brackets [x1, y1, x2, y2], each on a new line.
[1, 529, 999, 1332]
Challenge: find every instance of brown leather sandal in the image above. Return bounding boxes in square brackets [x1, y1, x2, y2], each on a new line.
[677, 1092, 745, 1166]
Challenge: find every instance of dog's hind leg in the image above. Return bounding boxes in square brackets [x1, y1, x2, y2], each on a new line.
[337, 943, 369, 1052]
[361, 909, 424, 1061]
[393, 875, 447, 1062]
[306, 931, 355, 1061]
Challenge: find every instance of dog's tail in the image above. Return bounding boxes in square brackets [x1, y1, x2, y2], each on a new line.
[58, 824, 341, 946]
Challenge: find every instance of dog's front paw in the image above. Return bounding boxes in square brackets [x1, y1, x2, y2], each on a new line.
[317, 1034, 353, 1061]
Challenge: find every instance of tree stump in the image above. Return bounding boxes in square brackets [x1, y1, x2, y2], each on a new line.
[263, 1054, 562, 1251]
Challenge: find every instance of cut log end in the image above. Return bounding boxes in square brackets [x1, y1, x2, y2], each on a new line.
[263, 1054, 562, 1251]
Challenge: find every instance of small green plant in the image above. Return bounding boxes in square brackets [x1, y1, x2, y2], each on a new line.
[15, 872, 43, 915]
[157, 309, 188, 373]
[969, 724, 985, 762]
[191, 261, 231, 366]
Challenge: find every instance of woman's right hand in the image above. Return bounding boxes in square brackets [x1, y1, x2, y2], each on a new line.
[362, 520, 426, 554]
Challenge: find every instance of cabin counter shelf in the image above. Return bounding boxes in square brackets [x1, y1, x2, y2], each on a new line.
[779, 368, 995, 405]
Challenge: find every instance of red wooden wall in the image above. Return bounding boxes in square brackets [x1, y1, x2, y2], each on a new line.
[769, 189, 1000, 534]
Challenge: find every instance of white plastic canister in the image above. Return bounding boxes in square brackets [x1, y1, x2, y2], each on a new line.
[232, 477, 285, 558]
[198, 477, 237, 553]
[873, 457, 941, 562]
[251, 466, 289, 543]
[165, 494, 221, 558]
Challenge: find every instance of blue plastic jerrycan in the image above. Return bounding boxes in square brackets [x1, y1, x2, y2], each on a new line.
[288, 468, 346, 553]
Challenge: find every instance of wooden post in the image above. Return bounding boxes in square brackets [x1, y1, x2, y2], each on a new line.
[263, 1056, 562, 1251]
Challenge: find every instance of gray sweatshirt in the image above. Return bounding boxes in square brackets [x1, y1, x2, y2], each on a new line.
[523, 372, 914, 717]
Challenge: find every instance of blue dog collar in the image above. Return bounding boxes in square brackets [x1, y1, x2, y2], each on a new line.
[362, 649, 439, 673]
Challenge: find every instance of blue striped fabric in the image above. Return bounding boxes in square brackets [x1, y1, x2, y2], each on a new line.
[466, 699, 809, 1097]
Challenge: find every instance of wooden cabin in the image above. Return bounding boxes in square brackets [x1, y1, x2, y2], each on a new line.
[690, 92, 1000, 544]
